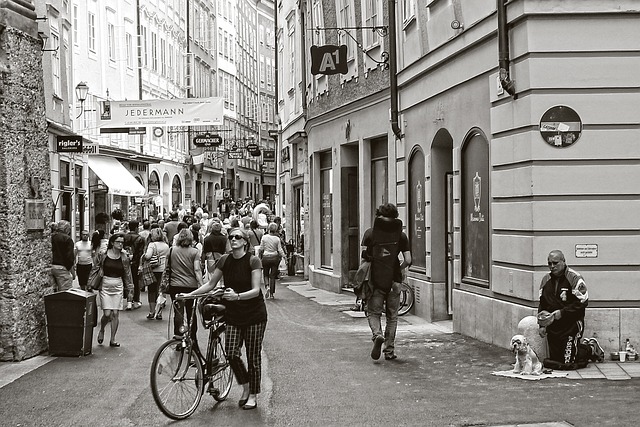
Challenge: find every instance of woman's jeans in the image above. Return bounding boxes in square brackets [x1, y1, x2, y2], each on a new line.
[261, 254, 280, 295]
[366, 282, 401, 356]
[169, 285, 195, 336]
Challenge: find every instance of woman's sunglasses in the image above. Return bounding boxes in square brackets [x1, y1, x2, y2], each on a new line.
[230, 235, 245, 241]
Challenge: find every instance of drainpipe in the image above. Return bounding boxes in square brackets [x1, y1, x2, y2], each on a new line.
[497, 0, 516, 98]
[388, 0, 402, 140]
[299, 1, 307, 116]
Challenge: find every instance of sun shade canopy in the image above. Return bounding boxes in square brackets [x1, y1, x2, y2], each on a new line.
[88, 156, 146, 197]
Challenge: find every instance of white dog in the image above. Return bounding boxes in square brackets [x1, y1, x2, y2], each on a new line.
[511, 334, 543, 375]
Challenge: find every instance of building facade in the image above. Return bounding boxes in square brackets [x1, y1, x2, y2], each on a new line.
[283, 0, 640, 353]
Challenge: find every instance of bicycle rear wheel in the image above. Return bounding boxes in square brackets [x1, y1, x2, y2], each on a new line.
[150, 339, 204, 420]
[398, 282, 414, 316]
[208, 330, 233, 402]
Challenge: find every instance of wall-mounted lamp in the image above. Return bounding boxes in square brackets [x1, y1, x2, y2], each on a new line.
[75, 81, 89, 119]
[38, 31, 59, 53]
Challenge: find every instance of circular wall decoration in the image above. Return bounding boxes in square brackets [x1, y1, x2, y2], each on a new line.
[153, 127, 164, 138]
[539, 106, 582, 148]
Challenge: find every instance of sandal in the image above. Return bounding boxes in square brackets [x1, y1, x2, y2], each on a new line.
[109, 341, 120, 347]
[146, 313, 155, 319]
[97, 330, 104, 345]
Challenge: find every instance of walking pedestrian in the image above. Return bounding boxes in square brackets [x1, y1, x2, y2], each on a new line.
[142, 228, 170, 320]
[180, 227, 266, 410]
[162, 228, 204, 337]
[361, 203, 412, 360]
[259, 222, 286, 299]
[51, 220, 75, 292]
[248, 219, 263, 256]
[91, 233, 133, 347]
[537, 250, 603, 369]
[123, 219, 145, 310]
[202, 220, 229, 280]
[74, 230, 93, 290]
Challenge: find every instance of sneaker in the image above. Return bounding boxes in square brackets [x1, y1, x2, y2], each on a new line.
[126, 302, 132, 311]
[384, 353, 398, 360]
[589, 338, 605, 362]
[371, 335, 384, 360]
[133, 301, 143, 309]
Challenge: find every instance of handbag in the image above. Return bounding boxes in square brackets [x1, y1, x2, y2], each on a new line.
[159, 248, 172, 294]
[140, 259, 156, 288]
[148, 243, 160, 267]
[88, 259, 104, 291]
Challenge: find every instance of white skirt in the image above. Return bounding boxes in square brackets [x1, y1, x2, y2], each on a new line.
[99, 276, 124, 310]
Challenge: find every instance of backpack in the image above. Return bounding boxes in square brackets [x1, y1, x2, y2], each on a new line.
[368, 217, 403, 293]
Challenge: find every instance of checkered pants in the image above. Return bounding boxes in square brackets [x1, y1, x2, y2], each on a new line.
[225, 321, 267, 394]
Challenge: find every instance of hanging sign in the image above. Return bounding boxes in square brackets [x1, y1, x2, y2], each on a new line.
[228, 151, 243, 159]
[193, 133, 222, 147]
[56, 135, 83, 153]
[540, 106, 582, 148]
[310, 45, 348, 75]
[263, 150, 275, 162]
[97, 97, 224, 128]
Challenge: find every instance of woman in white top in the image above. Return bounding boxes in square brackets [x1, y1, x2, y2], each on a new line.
[142, 228, 170, 319]
[75, 230, 93, 290]
[259, 222, 286, 299]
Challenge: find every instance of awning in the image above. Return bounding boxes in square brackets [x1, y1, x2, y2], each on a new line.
[88, 156, 146, 197]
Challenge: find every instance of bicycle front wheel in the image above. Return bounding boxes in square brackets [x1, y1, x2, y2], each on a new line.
[208, 331, 233, 402]
[150, 339, 204, 420]
[398, 282, 415, 316]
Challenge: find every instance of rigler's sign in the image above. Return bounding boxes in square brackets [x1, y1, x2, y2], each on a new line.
[310, 45, 348, 75]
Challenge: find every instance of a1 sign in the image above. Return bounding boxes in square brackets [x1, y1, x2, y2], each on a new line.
[56, 135, 83, 153]
[310, 45, 348, 75]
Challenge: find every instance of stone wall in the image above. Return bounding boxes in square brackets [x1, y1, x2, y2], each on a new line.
[0, 5, 53, 361]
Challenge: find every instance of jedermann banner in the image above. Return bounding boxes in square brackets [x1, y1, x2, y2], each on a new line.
[97, 97, 224, 128]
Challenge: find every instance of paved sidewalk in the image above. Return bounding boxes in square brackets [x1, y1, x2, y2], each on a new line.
[284, 278, 640, 381]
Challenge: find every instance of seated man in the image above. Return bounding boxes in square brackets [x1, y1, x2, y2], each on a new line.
[538, 250, 603, 370]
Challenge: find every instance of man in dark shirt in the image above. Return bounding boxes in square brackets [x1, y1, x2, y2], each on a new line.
[361, 203, 411, 361]
[163, 211, 180, 244]
[202, 221, 229, 279]
[538, 250, 603, 369]
[51, 220, 75, 292]
[124, 219, 145, 309]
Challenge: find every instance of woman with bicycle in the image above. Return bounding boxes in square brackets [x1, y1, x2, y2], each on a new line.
[180, 227, 266, 410]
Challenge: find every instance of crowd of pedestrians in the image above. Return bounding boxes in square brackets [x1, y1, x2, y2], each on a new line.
[49, 197, 289, 350]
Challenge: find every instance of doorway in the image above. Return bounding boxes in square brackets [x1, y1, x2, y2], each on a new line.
[430, 129, 454, 320]
[341, 166, 359, 286]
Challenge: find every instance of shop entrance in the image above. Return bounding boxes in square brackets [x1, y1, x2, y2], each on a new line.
[430, 129, 454, 320]
[341, 166, 359, 286]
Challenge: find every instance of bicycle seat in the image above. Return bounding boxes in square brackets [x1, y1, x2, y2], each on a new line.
[202, 303, 226, 323]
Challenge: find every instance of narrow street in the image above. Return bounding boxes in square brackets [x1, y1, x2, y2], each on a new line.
[0, 279, 638, 426]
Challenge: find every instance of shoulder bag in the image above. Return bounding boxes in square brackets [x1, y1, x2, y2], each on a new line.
[88, 255, 104, 290]
[148, 243, 160, 267]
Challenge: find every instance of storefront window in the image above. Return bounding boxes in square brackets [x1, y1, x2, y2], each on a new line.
[462, 132, 490, 285]
[320, 152, 333, 268]
[408, 148, 426, 269]
[172, 175, 182, 209]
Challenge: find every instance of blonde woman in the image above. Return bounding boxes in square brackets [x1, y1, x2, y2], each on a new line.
[259, 222, 286, 299]
[91, 233, 133, 347]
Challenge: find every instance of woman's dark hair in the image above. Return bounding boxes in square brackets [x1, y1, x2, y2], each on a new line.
[250, 219, 259, 229]
[91, 229, 105, 251]
[107, 232, 125, 250]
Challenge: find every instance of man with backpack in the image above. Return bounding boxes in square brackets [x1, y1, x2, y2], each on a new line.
[361, 203, 412, 360]
[123, 219, 145, 310]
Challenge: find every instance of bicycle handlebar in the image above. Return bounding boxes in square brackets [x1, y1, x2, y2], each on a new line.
[175, 288, 225, 301]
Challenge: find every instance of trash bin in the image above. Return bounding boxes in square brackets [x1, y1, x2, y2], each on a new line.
[44, 289, 96, 357]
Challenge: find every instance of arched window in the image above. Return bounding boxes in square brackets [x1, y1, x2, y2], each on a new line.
[408, 148, 426, 269]
[461, 131, 490, 285]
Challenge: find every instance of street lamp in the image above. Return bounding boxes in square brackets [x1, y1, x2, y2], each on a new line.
[75, 81, 89, 118]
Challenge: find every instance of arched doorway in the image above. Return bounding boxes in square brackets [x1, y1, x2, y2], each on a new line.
[162, 173, 171, 215]
[430, 129, 454, 317]
[149, 171, 161, 218]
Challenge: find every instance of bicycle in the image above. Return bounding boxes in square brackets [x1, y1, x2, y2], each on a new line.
[150, 288, 233, 420]
[352, 281, 415, 316]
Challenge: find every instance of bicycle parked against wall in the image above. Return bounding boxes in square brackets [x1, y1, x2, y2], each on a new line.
[150, 289, 232, 420]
